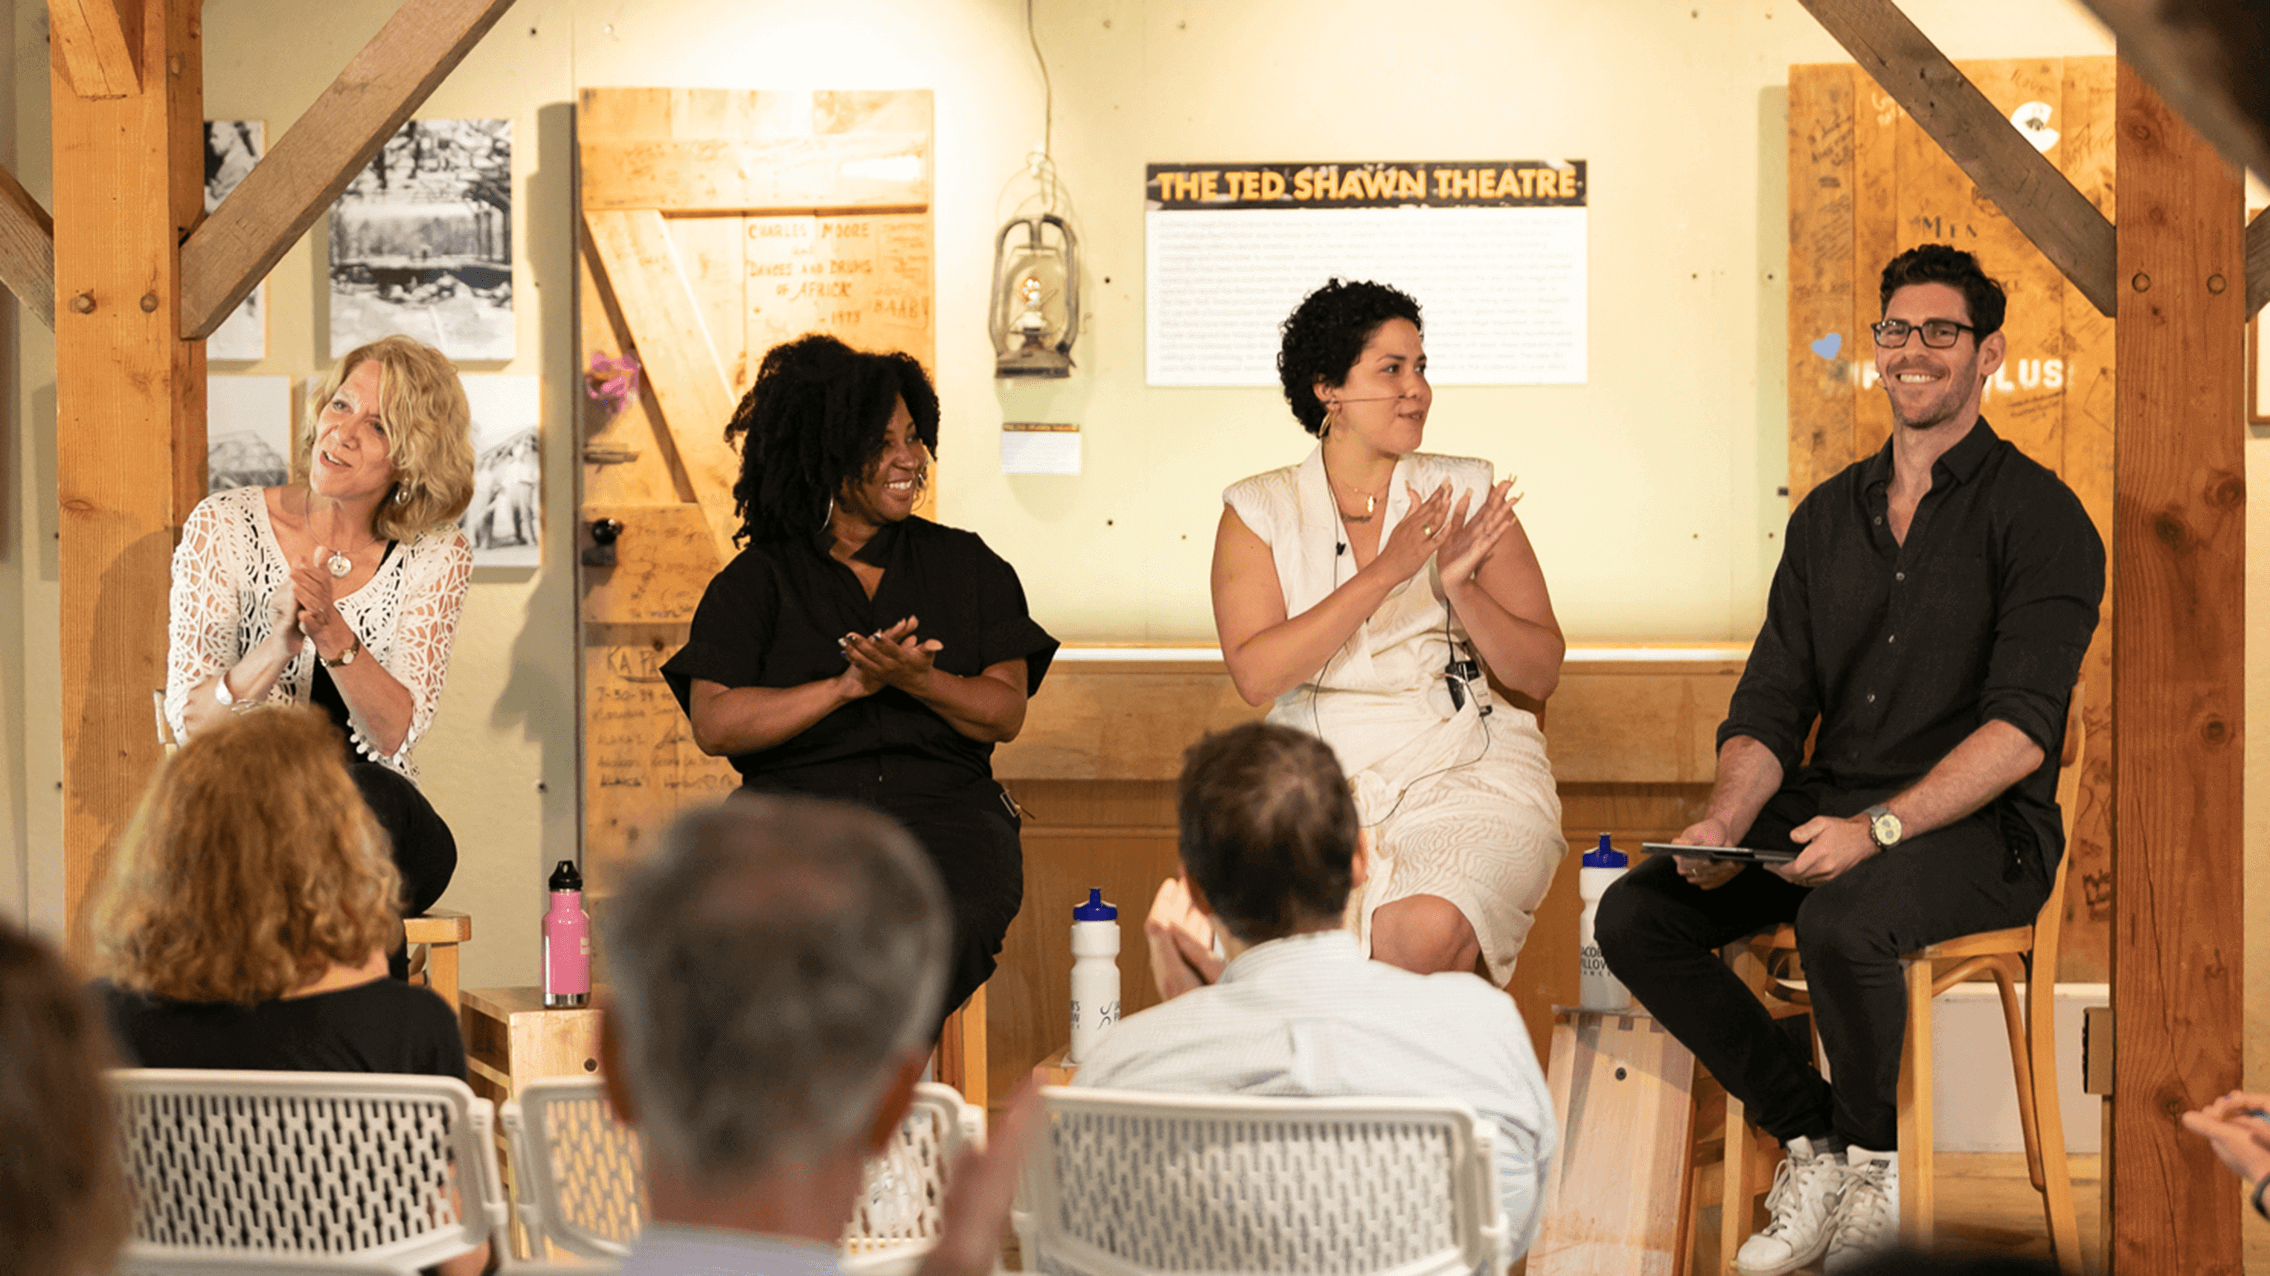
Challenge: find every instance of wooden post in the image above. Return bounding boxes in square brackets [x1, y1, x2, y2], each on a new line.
[2111, 58, 2244, 1274]
[51, 0, 204, 937]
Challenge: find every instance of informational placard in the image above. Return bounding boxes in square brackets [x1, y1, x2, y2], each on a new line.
[1145, 160, 1587, 387]
[1001, 421, 1080, 475]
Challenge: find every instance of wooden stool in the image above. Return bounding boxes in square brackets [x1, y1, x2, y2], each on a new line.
[933, 982, 988, 1111]
[404, 908, 472, 1012]
[1531, 1007, 1699, 1275]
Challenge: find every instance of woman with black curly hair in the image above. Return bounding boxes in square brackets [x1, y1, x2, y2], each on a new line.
[1206, 278, 1564, 983]
[662, 334, 1057, 1022]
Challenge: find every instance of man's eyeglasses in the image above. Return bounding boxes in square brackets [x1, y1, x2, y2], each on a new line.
[1871, 318, 1979, 349]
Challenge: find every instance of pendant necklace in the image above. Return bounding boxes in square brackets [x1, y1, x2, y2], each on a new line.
[1325, 458, 1389, 524]
[309, 493, 375, 578]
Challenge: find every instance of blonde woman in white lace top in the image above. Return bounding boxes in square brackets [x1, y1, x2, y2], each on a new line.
[163, 335, 474, 914]
[1212, 280, 1565, 986]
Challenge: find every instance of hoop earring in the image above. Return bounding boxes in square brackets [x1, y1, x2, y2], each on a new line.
[1320, 403, 1340, 438]
[821, 495, 836, 531]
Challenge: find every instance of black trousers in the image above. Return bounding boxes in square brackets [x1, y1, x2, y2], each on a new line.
[738, 762, 1024, 1042]
[1593, 782, 2049, 1151]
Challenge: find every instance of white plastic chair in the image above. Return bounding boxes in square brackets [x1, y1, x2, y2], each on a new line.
[1015, 1087, 1510, 1276]
[499, 1077, 981, 1268]
[109, 1068, 509, 1276]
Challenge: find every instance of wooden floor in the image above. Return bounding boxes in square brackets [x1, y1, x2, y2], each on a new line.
[1672, 1153, 2108, 1276]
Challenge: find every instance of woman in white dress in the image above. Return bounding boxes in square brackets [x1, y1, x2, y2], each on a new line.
[163, 334, 475, 917]
[1210, 279, 1565, 982]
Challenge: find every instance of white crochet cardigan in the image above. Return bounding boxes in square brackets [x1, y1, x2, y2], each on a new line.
[162, 485, 472, 782]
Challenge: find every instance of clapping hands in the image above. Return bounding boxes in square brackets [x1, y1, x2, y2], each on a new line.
[2183, 1091, 2270, 1185]
[1145, 876, 1224, 1000]
[837, 616, 944, 698]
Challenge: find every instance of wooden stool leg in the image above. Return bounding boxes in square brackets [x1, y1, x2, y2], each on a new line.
[1718, 1091, 1756, 1276]
[1990, 962, 2044, 1189]
[1897, 957, 1934, 1249]
[426, 940, 461, 1013]
[2025, 980, 2082, 1274]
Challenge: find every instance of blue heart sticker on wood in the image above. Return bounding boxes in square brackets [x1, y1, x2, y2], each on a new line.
[1810, 332, 1842, 360]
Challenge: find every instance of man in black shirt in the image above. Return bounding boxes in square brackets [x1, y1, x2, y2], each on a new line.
[1596, 245, 2103, 1276]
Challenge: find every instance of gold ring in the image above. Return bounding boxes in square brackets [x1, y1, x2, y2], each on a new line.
[1423, 525, 1435, 536]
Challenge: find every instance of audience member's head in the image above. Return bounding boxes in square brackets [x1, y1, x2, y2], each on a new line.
[1177, 722, 1362, 943]
[602, 796, 950, 1195]
[0, 918, 130, 1275]
[93, 706, 401, 1003]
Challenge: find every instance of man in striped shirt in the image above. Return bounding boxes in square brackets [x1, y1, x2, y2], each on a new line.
[1072, 721, 1556, 1255]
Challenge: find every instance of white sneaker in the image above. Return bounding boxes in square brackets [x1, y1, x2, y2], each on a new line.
[1823, 1145, 1899, 1272]
[1734, 1136, 1852, 1276]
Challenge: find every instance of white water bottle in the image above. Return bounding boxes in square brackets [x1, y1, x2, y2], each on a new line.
[1577, 835, 1632, 1011]
[1068, 889, 1120, 1064]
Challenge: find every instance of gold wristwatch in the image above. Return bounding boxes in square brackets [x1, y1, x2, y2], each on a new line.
[1863, 803, 1903, 849]
[321, 632, 362, 669]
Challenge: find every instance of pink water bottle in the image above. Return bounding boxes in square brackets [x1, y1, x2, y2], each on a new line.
[543, 860, 590, 1008]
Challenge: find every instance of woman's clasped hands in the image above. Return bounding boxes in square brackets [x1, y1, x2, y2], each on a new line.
[287, 548, 352, 658]
[1377, 478, 1522, 583]
[837, 615, 945, 698]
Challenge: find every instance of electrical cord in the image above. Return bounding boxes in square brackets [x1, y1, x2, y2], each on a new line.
[1314, 513, 1494, 832]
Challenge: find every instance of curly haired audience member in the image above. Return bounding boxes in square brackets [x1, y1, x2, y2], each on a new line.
[0, 919, 129, 1276]
[91, 706, 462, 1076]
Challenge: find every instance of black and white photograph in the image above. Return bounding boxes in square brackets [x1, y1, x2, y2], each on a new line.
[458, 375, 541, 567]
[328, 118, 513, 361]
[204, 121, 265, 361]
[206, 376, 292, 494]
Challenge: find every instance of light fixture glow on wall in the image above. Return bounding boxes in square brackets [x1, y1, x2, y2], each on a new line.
[989, 213, 1079, 379]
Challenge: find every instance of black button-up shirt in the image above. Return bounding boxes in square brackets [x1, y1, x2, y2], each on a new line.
[1720, 419, 2104, 866]
[661, 517, 1058, 794]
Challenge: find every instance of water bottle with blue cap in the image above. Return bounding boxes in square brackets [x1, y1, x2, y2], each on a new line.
[1577, 834, 1632, 1011]
[1068, 888, 1120, 1063]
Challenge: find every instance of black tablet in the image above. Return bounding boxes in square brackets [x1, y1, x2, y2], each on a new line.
[1640, 841, 1800, 864]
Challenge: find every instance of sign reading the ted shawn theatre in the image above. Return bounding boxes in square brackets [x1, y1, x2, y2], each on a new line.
[1144, 160, 1589, 386]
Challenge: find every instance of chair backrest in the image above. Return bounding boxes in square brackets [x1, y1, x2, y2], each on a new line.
[844, 1083, 987, 1255]
[501, 1075, 648, 1260]
[109, 1068, 506, 1276]
[500, 1077, 980, 1262]
[1017, 1086, 1508, 1276]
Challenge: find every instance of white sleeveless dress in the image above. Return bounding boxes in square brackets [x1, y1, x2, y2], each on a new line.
[1224, 446, 1564, 985]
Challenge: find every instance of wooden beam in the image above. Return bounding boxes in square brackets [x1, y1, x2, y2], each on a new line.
[53, 0, 204, 946]
[582, 209, 742, 557]
[2248, 207, 2270, 318]
[176, 0, 517, 340]
[2076, 0, 2270, 187]
[2111, 59, 2244, 1276]
[48, 0, 141, 99]
[0, 162, 56, 329]
[1795, 0, 2121, 318]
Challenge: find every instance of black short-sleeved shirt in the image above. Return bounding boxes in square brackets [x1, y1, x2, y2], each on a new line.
[1720, 418, 2104, 867]
[661, 517, 1058, 792]
[95, 978, 467, 1080]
